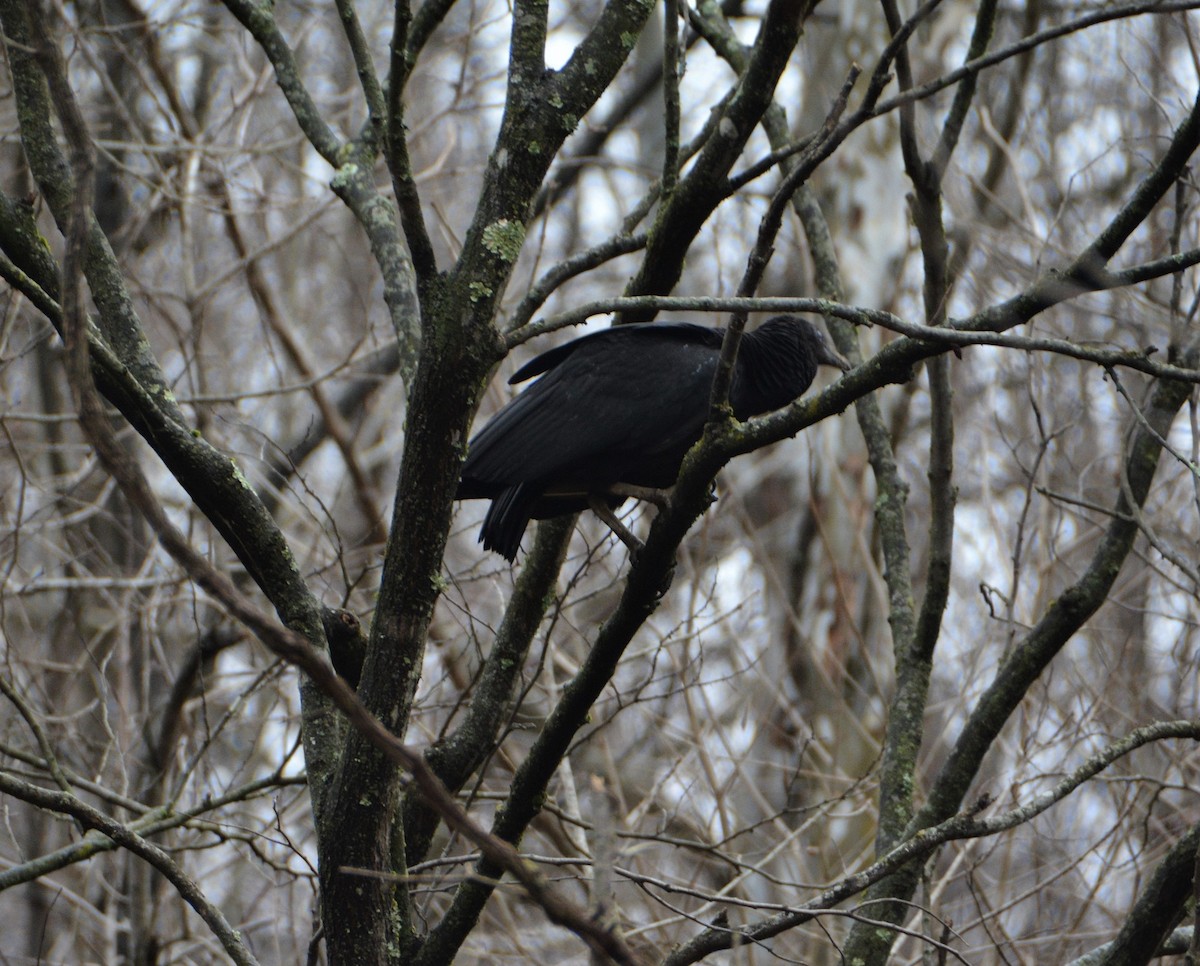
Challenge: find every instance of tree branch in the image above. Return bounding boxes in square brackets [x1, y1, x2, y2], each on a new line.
[0, 770, 261, 966]
[216, 0, 344, 164]
[661, 720, 1200, 964]
[618, 0, 814, 318]
[400, 515, 573, 866]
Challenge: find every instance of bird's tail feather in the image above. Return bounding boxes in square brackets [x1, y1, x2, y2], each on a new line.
[481, 483, 539, 562]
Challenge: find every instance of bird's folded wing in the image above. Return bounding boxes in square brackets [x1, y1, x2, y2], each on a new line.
[464, 336, 717, 486]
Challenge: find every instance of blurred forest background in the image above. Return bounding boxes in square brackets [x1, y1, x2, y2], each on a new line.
[2, 0, 1200, 963]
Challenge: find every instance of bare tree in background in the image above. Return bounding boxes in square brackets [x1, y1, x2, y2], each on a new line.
[2, 0, 1200, 963]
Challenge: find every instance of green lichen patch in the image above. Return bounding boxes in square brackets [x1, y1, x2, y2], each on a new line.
[330, 162, 359, 190]
[482, 219, 525, 263]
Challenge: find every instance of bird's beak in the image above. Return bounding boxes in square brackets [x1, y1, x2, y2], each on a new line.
[821, 343, 852, 372]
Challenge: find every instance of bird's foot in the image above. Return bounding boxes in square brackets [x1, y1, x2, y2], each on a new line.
[588, 496, 646, 557]
[607, 483, 673, 510]
[588, 497, 677, 597]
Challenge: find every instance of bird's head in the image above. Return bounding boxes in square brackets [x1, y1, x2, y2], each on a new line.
[815, 330, 852, 373]
[757, 315, 851, 372]
[730, 316, 850, 418]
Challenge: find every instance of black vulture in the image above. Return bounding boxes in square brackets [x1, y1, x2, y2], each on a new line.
[457, 315, 851, 560]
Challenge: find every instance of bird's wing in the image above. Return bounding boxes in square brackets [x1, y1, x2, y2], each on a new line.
[509, 322, 720, 383]
[463, 326, 722, 487]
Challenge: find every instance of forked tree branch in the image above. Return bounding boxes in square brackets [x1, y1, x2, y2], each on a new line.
[0, 770, 262, 966]
[661, 719, 1200, 965]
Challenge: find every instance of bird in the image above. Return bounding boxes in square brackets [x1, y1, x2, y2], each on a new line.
[457, 315, 851, 561]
